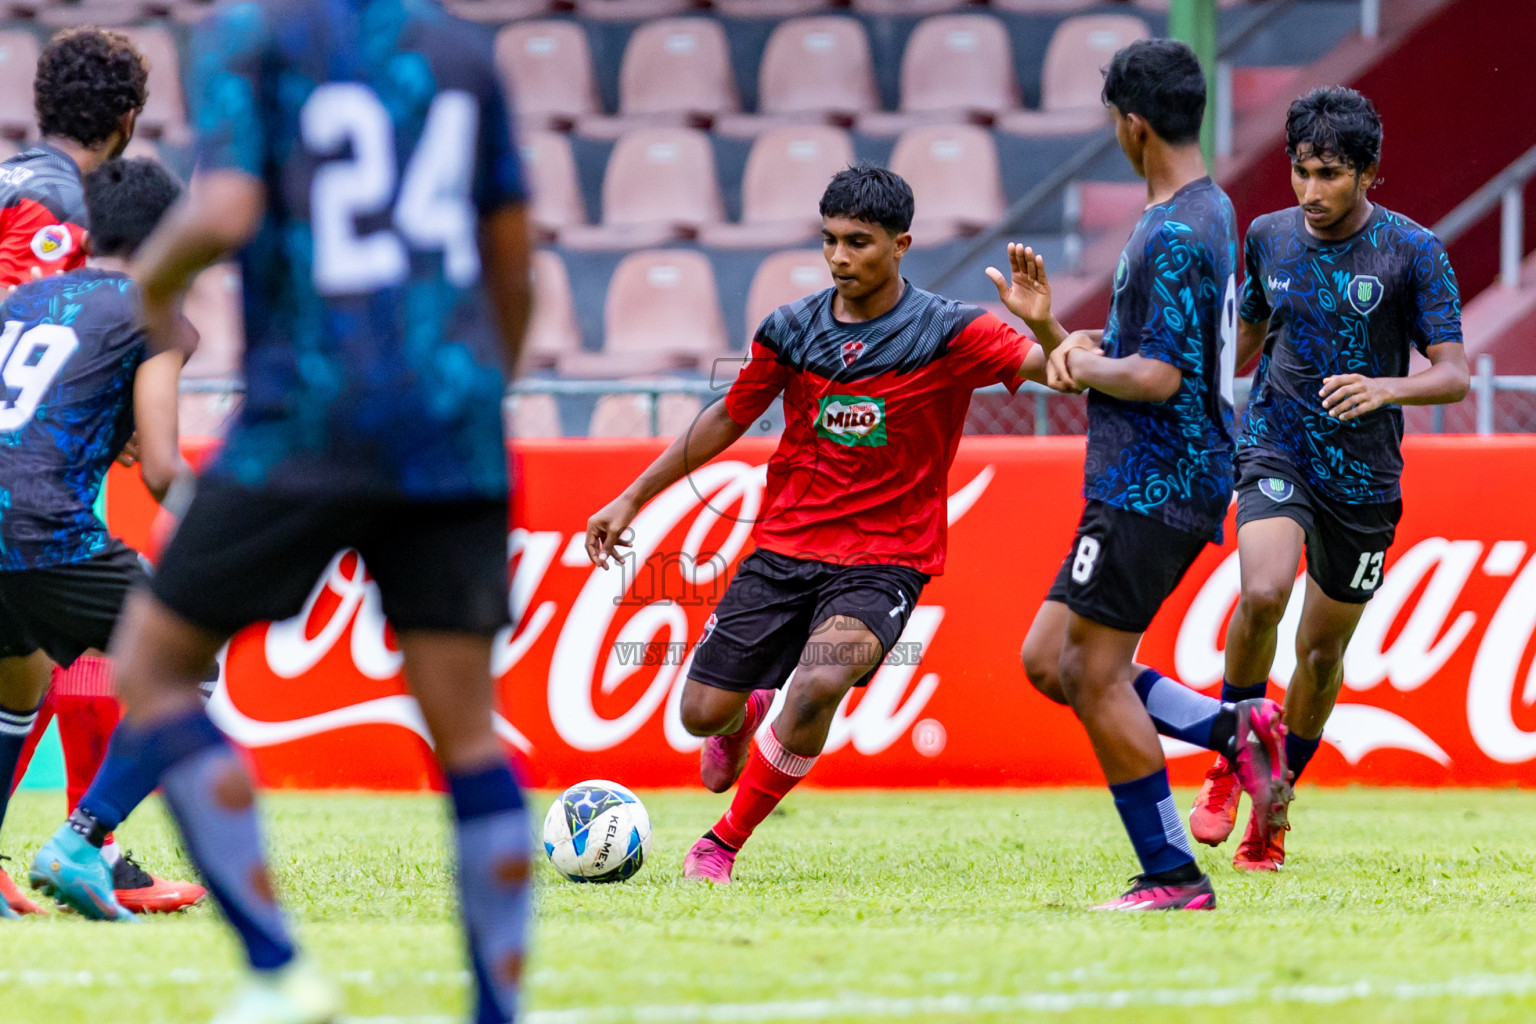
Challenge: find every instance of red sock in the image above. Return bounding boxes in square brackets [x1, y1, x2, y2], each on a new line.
[51, 658, 120, 813]
[8, 690, 57, 797]
[710, 726, 817, 850]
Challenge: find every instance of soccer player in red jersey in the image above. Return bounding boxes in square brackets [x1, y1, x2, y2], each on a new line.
[586, 166, 1066, 884]
[0, 28, 199, 916]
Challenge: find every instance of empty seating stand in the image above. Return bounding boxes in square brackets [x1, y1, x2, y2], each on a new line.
[997, 15, 1152, 136]
[560, 126, 724, 250]
[716, 17, 879, 138]
[697, 125, 854, 248]
[579, 17, 739, 139]
[561, 249, 729, 378]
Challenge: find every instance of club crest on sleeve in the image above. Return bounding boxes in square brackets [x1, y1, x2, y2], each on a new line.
[1259, 477, 1294, 502]
[840, 340, 864, 367]
[1113, 253, 1129, 293]
[30, 224, 72, 263]
[1347, 274, 1384, 315]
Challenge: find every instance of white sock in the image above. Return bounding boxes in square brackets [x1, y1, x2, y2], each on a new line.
[101, 839, 122, 867]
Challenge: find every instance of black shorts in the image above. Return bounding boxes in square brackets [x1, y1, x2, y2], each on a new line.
[151, 478, 511, 639]
[1234, 452, 1401, 604]
[1045, 500, 1209, 634]
[0, 542, 147, 668]
[689, 550, 929, 693]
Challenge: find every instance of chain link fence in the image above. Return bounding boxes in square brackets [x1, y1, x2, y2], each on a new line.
[181, 365, 1536, 439]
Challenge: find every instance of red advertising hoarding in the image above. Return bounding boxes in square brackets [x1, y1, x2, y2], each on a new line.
[104, 435, 1536, 790]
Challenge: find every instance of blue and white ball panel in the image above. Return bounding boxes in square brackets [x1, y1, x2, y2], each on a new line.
[541, 779, 652, 883]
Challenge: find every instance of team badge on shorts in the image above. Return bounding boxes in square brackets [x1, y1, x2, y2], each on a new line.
[1347, 275, 1384, 315]
[30, 224, 72, 262]
[1259, 477, 1294, 502]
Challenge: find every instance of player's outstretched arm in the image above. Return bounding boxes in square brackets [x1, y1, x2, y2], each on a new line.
[480, 205, 533, 373]
[1320, 341, 1469, 422]
[1066, 345, 1182, 403]
[586, 399, 750, 568]
[131, 345, 194, 504]
[132, 171, 266, 354]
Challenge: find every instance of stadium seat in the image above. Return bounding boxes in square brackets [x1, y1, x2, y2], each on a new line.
[573, 0, 695, 20]
[37, 1, 152, 26]
[524, 250, 582, 370]
[1132, 0, 1247, 10]
[851, 0, 972, 13]
[180, 264, 244, 381]
[697, 125, 853, 249]
[445, 0, 559, 22]
[589, 392, 704, 438]
[521, 131, 587, 240]
[989, 0, 1098, 11]
[996, 15, 1151, 135]
[578, 18, 738, 140]
[859, 15, 1020, 136]
[508, 393, 563, 439]
[0, 32, 40, 140]
[889, 124, 1005, 246]
[715, 17, 879, 138]
[1232, 66, 1301, 118]
[559, 127, 724, 251]
[745, 249, 833, 342]
[122, 28, 189, 143]
[562, 249, 728, 376]
[495, 21, 602, 131]
[712, 0, 835, 15]
[1066, 180, 1147, 235]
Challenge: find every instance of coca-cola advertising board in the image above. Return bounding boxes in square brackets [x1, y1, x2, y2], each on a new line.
[104, 435, 1536, 790]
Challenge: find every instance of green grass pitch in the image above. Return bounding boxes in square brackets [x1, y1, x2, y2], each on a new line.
[4, 787, 1536, 1024]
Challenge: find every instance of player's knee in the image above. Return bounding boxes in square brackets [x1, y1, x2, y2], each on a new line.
[1299, 639, 1348, 690]
[1238, 579, 1291, 628]
[1020, 639, 1066, 705]
[678, 684, 738, 736]
[1056, 643, 1093, 708]
[783, 667, 852, 723]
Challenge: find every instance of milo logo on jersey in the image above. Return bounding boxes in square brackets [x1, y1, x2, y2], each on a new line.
[817, 396, 887, 446]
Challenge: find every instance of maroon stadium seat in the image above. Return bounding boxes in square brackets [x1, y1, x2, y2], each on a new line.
[745, 250, 833, 343]
[697, 125, 853, 248]
[495, 21, 601, 131]
[573, 0, 695, 21]
[989, 0, 1097, 12]
[713, 0, 835, 15]
[523, 250, 582, 370]
[520, 130, 587, 240]
[560, 127, 724, 250]
[851, 0, 972, 13]
[0, 32, 40, 140]
[859, 14, 1020, 135]
[716, 17, 878, 138]
[445, 0, 559, 22]
[121, 28, 189, 142]
[890, 124, 1005, 246]
[563, 249, 728, 377]
[579, 17, 738, 139]
[1069, 181, 1148, 234]
[996, 15, 1151, 135]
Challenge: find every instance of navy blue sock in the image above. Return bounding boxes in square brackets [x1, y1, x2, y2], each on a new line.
[1221, 678, 1268, 705]
[0, 701, 40, 834]
[1108, 769, 1198, 878]
[1286, 731, 1321, 783]
[73, 721, 165, 837]
[1132, 669, 1231, 753]
[448, 764, 532, 1024]
[143, 709, 296, 971]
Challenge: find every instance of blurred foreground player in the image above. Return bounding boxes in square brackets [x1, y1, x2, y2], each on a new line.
[0, 158, 196, 921]
[587, 165, 1068, 884]
[45, 1, 534, 1021]
[1185, 88, 1467, 869]
[0, 26, 196, 914]
[1017, 40, 1287, 910]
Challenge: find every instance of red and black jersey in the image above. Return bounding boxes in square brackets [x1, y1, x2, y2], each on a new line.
[725, 281, 1031, 575]
[0, 142, 89, 288]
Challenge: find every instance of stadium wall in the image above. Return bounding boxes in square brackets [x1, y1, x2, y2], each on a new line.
[104, 435, 1536, 791]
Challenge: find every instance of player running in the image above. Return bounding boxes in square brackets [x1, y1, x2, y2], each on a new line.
[586, 165, 1067, 885]
[0, 26, 198, 915]
[32, 0, 534, 1019]
[1183, 87, 1468, 870]
[1016, 39, 1289, 911]
[0, 157, 194, 922]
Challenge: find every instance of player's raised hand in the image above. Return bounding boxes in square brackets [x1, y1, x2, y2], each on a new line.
[1320, 373, 1393, 421]
[586, 495, 639, 569]
[985, 243, 1052, 324]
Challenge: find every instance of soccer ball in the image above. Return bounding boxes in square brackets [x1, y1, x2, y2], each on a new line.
[542, 780, 651, 883]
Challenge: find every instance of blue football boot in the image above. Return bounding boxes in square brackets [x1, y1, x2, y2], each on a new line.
[28, 826, 135, 921]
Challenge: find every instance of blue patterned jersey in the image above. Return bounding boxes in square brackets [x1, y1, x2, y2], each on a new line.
[1085, 177, 1239, 540]
[0, 270, 144, 570]
[1239, 205, 1462, 504]
[192, 0, 525, 498]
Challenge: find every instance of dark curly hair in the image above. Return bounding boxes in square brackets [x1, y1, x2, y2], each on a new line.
[84, 158, 183, 259]
[1286, 87, 1382, 175]
[35, 28, 149, 148]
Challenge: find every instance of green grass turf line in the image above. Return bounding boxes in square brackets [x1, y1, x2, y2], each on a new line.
[2, 789, 1535, 1024]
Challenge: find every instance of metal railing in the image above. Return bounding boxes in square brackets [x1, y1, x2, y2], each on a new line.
[1433, 144, 1536, 289]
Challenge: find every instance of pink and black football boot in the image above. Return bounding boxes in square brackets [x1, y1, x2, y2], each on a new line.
[1189, 755, 1242, 846]
[700, 689, 773, 794]
[1092, 873, 1217, 911]
[1229, 698, 1291, 853]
